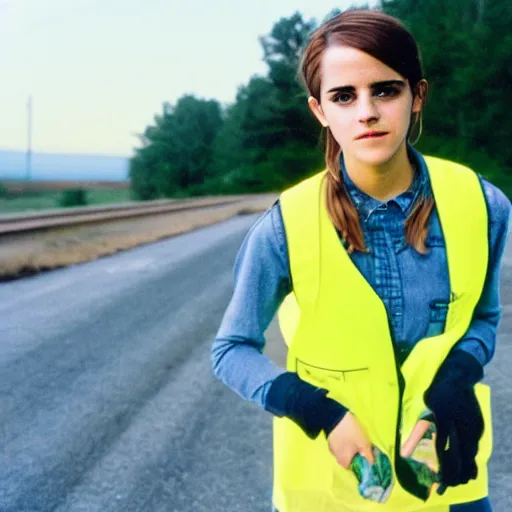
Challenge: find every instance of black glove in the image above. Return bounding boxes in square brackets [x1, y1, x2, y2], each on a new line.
[265, 371, 348, 439]
[423, 350, 484, 494]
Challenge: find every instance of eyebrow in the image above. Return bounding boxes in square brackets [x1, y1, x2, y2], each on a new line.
[327, 80, 406, 94]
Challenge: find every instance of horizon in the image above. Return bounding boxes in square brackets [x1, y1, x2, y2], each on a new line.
[0, 148, 129, 181]
[0, 147, 131, 158]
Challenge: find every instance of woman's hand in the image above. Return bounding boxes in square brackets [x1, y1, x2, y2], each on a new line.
[401, 419, 432, 458]
[327, 411, 375, 469]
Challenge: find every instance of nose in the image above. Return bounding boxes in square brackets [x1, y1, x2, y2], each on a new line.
[357, 95, 380, 125]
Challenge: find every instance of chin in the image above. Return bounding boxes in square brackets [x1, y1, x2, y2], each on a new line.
[352, 146, 400, 167]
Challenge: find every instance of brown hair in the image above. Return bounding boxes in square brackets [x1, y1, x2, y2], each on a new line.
[299, 9, 434, 254]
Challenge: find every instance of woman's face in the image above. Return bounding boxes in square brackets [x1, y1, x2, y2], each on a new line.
[308, 45, 423, 167]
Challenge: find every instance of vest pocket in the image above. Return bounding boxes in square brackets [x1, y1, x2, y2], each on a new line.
[342, 369, 373, 427]
[295, 359, 373, 428]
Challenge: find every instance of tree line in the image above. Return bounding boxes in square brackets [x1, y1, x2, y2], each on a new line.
[129, 0, 512, 200]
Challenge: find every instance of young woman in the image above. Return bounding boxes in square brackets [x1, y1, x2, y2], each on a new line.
[212, 9, 511, 512]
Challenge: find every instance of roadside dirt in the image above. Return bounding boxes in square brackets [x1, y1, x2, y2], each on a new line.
[0, 195, 276, 280]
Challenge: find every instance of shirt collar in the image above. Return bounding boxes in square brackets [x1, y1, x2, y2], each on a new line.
[339, 143, 429, 219]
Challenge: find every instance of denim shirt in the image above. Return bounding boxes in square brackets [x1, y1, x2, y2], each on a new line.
[212, 146, 511, 410]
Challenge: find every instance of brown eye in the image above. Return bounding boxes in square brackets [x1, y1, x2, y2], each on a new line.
[375, 87, 399, 98]
[333, 93, 353, 104]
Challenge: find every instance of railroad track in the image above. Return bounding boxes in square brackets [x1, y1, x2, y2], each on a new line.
[0, 196, 251, 235]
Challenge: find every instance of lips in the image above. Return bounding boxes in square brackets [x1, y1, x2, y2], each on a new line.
[357, 132, 388, 140]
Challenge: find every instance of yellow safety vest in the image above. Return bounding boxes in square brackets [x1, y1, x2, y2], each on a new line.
[274, 156, 492, 511]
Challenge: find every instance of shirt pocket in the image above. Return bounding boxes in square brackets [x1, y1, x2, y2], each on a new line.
[425, 299, 449, 337]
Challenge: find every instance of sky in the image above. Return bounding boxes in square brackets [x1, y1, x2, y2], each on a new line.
[0, 0, 377, 156]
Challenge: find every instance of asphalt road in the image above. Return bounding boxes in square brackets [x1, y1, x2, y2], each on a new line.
[0, 213, 510, 511]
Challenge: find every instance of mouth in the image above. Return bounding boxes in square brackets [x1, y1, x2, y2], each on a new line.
[357, 132, 389, 140]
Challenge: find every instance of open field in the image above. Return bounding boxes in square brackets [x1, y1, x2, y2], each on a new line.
[0, 180, 132, 213]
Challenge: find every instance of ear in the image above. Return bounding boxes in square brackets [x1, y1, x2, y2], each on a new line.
[412, 79, 428, 114]
[308, 96, 329, 127]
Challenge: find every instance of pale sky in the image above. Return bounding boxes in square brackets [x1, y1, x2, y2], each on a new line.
[0, 0, 377, 156]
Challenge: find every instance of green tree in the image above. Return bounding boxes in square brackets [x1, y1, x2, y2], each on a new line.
[211, 76, 282, 191]
[129, 95, 223, 199]
[381, 0, 512, 176]
[212, 12, 325, 193]
[58, 189, 88, 208]
[259, 12, 320, 149]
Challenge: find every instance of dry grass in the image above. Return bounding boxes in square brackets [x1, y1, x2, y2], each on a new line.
[0, 195, 277, 280]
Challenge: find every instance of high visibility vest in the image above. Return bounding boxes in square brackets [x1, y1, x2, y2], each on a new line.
[274, 156, 492, 511]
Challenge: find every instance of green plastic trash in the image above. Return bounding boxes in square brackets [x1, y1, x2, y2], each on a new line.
[350, 411, 440, 503]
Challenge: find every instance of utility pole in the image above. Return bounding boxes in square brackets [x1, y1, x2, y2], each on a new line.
[26, 95, 32, 181]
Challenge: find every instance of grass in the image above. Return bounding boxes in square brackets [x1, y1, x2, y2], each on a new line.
[0, 188, 133, 214]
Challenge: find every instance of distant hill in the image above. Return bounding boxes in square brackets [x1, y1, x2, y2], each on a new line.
[0, 149, 129, 181]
